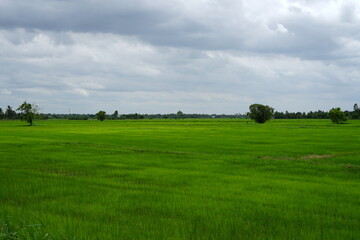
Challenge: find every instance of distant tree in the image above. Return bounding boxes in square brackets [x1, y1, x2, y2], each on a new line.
[353, 103, 360, 119]
[0, 107, 4, 119]
[5, 105, 17, 119]
[248, 104, 274, 123]
[274, 111, 285, 119]
[96, 111, 106, 121]
[113, 110, 119, 118]
[328, 107, 347, 124]
[119, 113, 144, 119]
[17, 102, 38, 126]
[177, 110, 184, 119]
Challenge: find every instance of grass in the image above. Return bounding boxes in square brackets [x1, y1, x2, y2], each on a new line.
[0, 119, 359, 239]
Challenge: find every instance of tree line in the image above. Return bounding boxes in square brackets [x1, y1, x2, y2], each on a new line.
[248, 104, 356, 124]
[273, 104, 360, 120]
[1, 102, 359, 125]
[0, 105, 48, 121]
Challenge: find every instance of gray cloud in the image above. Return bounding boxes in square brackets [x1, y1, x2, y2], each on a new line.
[0, 0, 359, 113]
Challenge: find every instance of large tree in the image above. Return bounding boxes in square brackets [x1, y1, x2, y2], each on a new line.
[17, 102, 38, 126]
[328, 107, 347, 124]
[248, 104, 274, 123]
[96, 111, 106, 121]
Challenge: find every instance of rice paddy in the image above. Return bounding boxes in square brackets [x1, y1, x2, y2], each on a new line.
[0, 119, 359, 239]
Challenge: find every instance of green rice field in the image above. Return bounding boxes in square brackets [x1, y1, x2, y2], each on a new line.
[0, 119, 359, 239]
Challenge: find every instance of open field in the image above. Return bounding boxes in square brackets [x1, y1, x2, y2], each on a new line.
[0, 119, 359, 239]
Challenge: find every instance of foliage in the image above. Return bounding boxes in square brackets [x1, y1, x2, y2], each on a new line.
[119, 113, 144, 119]
[248, 104, 274, 123]
[95, 110, 106, 121]
[352, 103, 360, 119]
[328, 107, 347, 124]
[177, 110, 184, 119]
[68, 115, 88, 120]
[5, 106, 17, 119]
[0, 108, 4, 119]
[17, 102, 38, 126]
[274, 110, 328, 119]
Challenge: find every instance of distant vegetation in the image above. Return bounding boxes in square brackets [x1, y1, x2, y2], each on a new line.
[248, 104, 274, 123]
[1, 103, 360, 122]
[17, 101, 39, 126]
[95, 110, 106, 121]
[328, 107, 347, 124]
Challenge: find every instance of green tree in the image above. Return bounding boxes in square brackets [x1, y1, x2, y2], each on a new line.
[0, 107, 4, 119]
[354, 103, 359, 111]
[17, 102, 38, 126]
[96, 111, 106, 121]
[5, 106, 17, 119]
[177, 110, 184, 119]
[353, 103, 360, 119]
[113, 110, 118, 118]
[248, 104, 274, 123]
[328, 107, 347, 124]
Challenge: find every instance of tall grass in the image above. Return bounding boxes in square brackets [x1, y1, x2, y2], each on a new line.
[0, 213, 71, 240]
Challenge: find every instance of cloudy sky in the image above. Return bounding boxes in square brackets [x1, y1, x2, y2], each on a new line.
[0, 0, 359, 114]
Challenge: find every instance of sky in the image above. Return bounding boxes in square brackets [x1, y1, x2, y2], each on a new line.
[0, 0, 359, 114]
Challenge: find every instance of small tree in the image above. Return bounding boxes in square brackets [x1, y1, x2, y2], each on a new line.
[353, 103, 360, 119]
[248, 104, 274, 123]
[0, 108, 4, 119]
[328, 107, 347, 124]
[96, 111, 106, 121]
[17, 102, 38, 126]
[5, 105, 17, 119]
[177, 110, 184, 119]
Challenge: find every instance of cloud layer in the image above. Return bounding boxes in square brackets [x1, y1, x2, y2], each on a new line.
[1, 0, 359, 113]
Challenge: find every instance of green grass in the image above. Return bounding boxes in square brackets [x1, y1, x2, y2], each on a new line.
[0, 119, 359, 239]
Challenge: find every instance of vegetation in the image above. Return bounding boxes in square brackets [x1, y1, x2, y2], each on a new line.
[0, 213, 67, 239]
[0, 108, 4, 119]
[95, 110, 106, 121]
[112, 110, 119, 118]
[248, 104, 274, 123]
[328, 107, 347, 124]
[4, 106, 17, 120]
[351, 103, 360, 119]
[1, 119, 359, 239]
[119, 113, 145, 120]
[274, 110, 328, 119]
[1, 102, 360, 121]
[17, 102, 38, 126]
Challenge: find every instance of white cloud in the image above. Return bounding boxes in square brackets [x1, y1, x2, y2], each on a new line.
[0, 1, 359, 113]
[72, 88, 89, 97]
[276, 24, 288, 33]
